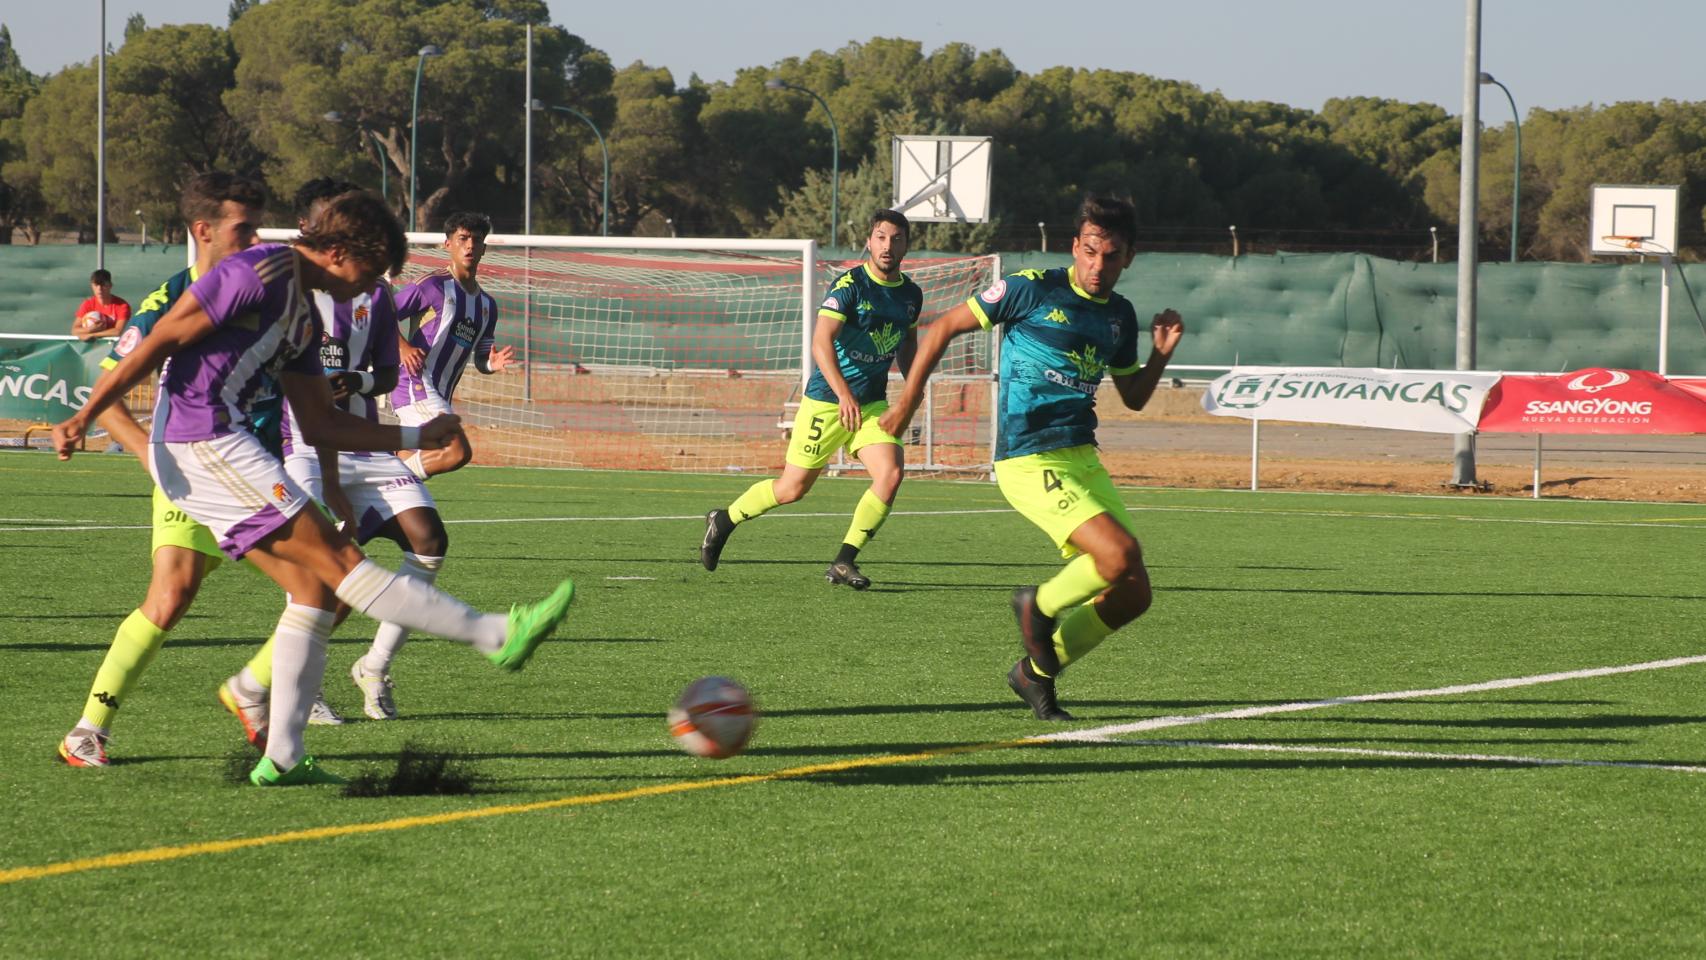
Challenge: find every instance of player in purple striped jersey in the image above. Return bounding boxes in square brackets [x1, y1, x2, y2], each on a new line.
[392, 211, 518, 479]
[54, 191, 575, 787]
[221, 179, 452, 728]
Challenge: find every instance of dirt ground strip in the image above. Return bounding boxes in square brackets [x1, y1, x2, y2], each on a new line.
[11, 383, 1706, 504]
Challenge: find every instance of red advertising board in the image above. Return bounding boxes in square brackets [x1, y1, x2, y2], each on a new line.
[1477, 369, 1706, 434]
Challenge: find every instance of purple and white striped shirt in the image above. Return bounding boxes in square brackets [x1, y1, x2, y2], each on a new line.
[390, 273, 497, 409]
[280, 284, 401, 458]
[153, 244, 321, 443]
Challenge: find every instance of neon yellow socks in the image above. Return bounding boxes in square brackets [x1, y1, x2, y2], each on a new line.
[841, 490, 892, 550]
[246, 633, 276, 688]
[79, 610, 168, 731]
[1052, 604, 1115, 670]
[727, 479, 780, 524]
[1036, 553, 1111, 617]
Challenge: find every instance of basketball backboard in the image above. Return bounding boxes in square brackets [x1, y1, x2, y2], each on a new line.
[1589, 184, 1680, 256]
[892, 135, 992, 223]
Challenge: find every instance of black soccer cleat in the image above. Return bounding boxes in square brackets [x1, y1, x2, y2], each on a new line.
[1010, 586, 1060, 677]
[700, 509, 734, 571]
[1007, 658, 1075, 721]
[825, 560, 871, 590]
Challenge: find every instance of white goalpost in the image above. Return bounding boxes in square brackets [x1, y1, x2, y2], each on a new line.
[251, 229, 1000, 475]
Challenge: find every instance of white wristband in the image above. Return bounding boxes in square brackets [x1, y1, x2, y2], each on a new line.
[353, 371, 376, 394]
[398, 426, 422, 449]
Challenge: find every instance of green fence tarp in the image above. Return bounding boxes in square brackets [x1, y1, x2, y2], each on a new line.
[5, 244, 1706, 374]
[0, 340, 108, 421]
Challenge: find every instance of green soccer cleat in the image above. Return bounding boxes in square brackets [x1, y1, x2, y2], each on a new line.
[250, 754, 348, 787]
[490, 579, 576, 672]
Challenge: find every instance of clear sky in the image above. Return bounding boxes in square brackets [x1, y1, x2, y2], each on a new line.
[7, 0, 1703, 114]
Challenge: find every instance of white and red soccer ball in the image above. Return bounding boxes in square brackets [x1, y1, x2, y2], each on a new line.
[668, 676, 756, 759]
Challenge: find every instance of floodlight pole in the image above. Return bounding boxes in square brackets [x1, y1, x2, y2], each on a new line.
[408, 44, 444, 232]
[96, 0, 106, 269]
[1452, 0, 1482, 487]
[767, 79, 838, 248]
[535, 100, 610, 236]
[1480, 72, 1521, 263]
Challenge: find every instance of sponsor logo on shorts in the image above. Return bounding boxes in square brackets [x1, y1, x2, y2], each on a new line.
[980, 280, 1007, 304]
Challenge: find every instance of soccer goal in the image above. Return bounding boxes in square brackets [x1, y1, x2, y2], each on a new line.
[252, 230, 1000, 475]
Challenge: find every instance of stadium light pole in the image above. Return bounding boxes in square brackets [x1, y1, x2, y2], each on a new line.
[97, 0, 106, 269]
[323, 111, 388, 201]
[1479, 72, 1521, 263]
[532, 100, 609, 236]
[765, 78, 838, 247]
[408, 44, 445, 232]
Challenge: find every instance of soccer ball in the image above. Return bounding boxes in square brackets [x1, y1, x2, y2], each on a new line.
[667, 676, 756, 759]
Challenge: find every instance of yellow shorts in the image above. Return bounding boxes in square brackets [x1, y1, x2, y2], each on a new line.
[994, 445, 1137, 559]
[150, 486, 224, 571]
[786, 396, 900, 470]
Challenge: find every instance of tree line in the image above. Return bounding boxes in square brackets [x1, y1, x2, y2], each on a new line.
[1, 0, 1702, 260]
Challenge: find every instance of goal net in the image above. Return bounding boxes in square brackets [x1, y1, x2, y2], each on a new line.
[257, 230, 1000, 475]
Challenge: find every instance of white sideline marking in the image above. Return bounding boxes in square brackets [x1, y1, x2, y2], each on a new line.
[1102, 739, 1706, 775]
[1034, 653, 1706, 745]
[1, 502, 1696, 534]
[605, 576, 656, 581]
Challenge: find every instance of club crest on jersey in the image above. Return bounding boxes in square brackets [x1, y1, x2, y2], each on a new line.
[352, 303, 370, 328]
[115, 326, 142, 357]
[980, 280, 1007, 304]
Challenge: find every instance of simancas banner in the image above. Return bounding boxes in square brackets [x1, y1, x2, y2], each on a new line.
[1477, 369, 1706, 434]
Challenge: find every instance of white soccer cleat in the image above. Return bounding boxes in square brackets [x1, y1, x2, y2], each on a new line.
[58, 727, 110, 768]
[307, 693, 345, 725]
[350, 659, 397, 721]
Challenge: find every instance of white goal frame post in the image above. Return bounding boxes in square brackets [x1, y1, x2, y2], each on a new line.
[240, 229, 1001, 475]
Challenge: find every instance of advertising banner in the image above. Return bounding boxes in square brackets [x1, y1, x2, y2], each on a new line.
[0, 341, 108, 422]
[1477, 369, 1706, 434]
[1201, 366, 1500, 434]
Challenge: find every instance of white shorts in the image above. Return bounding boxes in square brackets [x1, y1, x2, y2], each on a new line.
[149, 432, 311, 560]
[284, 450, 436, 545]
[394, 397, 453, 427]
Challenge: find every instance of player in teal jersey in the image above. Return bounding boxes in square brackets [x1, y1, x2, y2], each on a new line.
[882, 196, 1184, 720]
[700, 210, 924, 589]
[56, 173, 272, 766]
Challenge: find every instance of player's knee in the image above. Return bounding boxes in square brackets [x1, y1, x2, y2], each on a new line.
[872, 469, 902, 500]
[1096, 543, 1145, 584]
[412, 522, 449, 558]
[142, 582, 199, 629]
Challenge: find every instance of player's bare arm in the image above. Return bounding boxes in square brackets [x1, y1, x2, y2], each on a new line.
[53, 294, 217, 459]
[879, 302, 982, 437]
[280, 370, 460, 453]
[810, 314, 862, 431]
[317, 444, 357, 527]
[1110, 308, 1185, 411]
[479, 344, 520, 374]
[85, 367, 153, 465]
[326, 365, 398, 403]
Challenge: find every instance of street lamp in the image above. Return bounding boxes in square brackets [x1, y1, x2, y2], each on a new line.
[531, 99, 609, 236]
[324, 111, 389, 201]
[1479, 71, 1520, 263]
[134, 209, 147, 249]
[409, 43, 445, 231]
[765, 77, 839, 247]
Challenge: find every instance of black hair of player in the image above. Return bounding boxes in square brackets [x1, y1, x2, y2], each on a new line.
[869, 208, 910, 239]
[297, 190, 408, 276]
[1072, 195, 1138, 252]
[293, 177, 362, 223]
[180, 171, 267, 227]
[443, 211, 492, 239]
[90, 269, 113, 284]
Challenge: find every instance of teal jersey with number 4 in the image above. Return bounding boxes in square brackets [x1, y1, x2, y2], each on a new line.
[968, 266, 1142, 461]
[806, 263, 924, 406]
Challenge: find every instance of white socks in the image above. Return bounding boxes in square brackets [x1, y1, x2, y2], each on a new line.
[359, 553, 444, 675]
[265, 603, 338, 769]
[335, 559, 505, 655]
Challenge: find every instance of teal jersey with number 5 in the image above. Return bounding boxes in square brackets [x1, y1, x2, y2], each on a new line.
[967, 266, 1142, 461]
[806, 263, 924, 406]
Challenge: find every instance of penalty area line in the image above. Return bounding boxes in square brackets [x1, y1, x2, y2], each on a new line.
[1097, 739, 1706, 775]
[5, 652, 1704, 886]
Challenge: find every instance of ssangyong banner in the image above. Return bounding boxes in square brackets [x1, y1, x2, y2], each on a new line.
[1478, 369, 1706, 434]
[0, 341, 109, 422]
[1202, 367, 1500, 434]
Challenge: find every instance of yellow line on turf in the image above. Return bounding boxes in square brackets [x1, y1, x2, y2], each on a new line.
[0, 739, 1035, 887]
